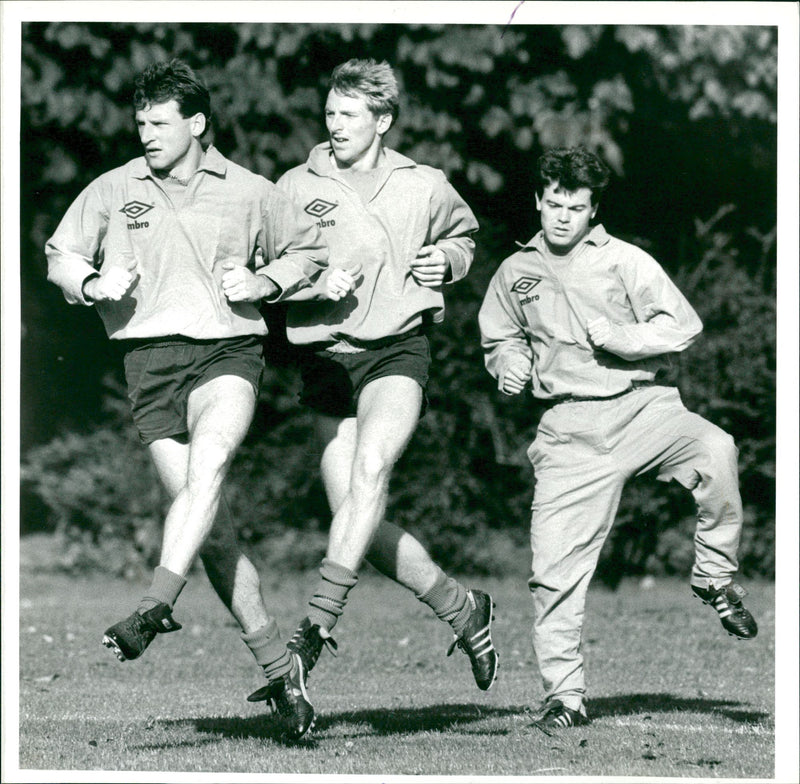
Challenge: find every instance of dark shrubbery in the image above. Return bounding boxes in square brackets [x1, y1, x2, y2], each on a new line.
[21, 209, 775, 580]
[19, 23, 776, 579]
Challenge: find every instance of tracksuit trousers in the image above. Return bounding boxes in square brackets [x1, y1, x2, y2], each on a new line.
[526, 384, 743, 711]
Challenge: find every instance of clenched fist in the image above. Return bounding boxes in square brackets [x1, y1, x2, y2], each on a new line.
[587, 316, 628, 355]
[324, 263, 362, 301]
[410, 245, 448, 288]
[221, 262, 277, 302]
[83, 258, 138, 302]
[500, 356, 532, 396]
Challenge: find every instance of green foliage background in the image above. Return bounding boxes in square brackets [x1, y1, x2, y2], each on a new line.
[19, 23, 776, 581]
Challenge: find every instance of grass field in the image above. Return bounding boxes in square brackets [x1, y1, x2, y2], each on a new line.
[14, 549, 776, 780]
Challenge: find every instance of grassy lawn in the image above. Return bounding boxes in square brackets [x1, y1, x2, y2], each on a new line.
[14, 551, 775, 780]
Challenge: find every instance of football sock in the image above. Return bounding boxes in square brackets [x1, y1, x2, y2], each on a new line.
[137, 566, 187, 613]
[242, 619, 293, 681]
[306, 558, 359, 632]
[417, 570, 471, 636]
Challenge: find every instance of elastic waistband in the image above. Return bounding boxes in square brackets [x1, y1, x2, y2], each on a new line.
[309, 326, 426, 354]
[544, 380, 655, 408]
[119, 334, 261, 351]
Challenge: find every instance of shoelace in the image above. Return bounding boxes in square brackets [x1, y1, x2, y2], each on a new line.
[290, 625, 339, 663]
[317, 626, 338, 656]
[447, 623, 494, 658]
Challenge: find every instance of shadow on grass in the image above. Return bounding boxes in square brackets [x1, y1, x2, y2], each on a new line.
[137, 694, 768, 750]
[145, 703, 525, 748]
[314, 702, 521, 735]
[587, 693, 770, 724]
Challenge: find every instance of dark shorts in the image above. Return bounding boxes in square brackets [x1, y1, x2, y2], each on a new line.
[123, 335, 264, 445]
[298, 332, 431, 419]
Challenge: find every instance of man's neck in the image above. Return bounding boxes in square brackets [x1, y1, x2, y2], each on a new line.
[333, 145, 386, 173]
[543, 230, 591, 260]
[155, 144, 205, 184]
[544, 241, 578, 260]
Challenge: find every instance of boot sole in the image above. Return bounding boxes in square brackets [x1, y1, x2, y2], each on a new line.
[102, 634, 131, 662]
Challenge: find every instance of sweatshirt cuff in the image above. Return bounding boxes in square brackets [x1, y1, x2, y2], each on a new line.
[496, 351, 532, 382]
[255, 267, 291, 302]
[80, 273, 101, 305]
[54, 261, 102, 306]
[441, 247, 468, 284]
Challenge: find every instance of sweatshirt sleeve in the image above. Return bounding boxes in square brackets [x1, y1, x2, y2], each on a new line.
[256, 185, 329, 302]
[45, 178, 111, 306]
[428, 172, 479, 284]
[478, 264, 534, 385]
[602, 250, 703, 361]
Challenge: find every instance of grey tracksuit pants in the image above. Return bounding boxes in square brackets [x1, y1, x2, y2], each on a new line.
[526, 385, 743, 711]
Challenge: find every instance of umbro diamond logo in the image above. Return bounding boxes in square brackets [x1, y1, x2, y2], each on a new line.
[304, 199, 337, 218]
[511, 276, 541, 295]
[119, 201, 154, 219]
[120, 201, 154, 230]
[512, 276, 542, 305]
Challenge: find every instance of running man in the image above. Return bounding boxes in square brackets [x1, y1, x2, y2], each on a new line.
[247, 59, 498, 734]
[479, 145, 757, 732]
[45, 59, 350, 740]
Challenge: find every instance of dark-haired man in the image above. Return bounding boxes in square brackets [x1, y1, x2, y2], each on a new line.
[479, 146, 757, 731]
[255, 59, 497, 729]
[45, 59, 347, 739]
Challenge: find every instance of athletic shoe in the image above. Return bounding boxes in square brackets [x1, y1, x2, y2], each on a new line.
[247, 653, 315, 740]
[287, 617, 338, 682]
[446, 589, 499, 691]
[532, 699, 590, 734]
[692, 581, 758, 639]
[101, 602, 182, 662]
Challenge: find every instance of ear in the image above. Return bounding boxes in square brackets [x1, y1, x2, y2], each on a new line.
[535, 192, 542, 211]
[189, 113, 206, 139]
[591, 203, 599, 220]
[376, 113, 393, 137]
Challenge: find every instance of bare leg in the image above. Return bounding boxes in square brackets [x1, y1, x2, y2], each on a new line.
[151, 375, 256, 576]
[324, 375, 422, 572]
[150, 377, 270, 632]
[292, 376, 496, 692]
[147, 436, 268, 634]
[314, 413, 438, 594]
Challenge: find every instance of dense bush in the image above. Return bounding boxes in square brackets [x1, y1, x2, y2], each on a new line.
[19, 23, 776, 579]
[20, 208, 775, 579]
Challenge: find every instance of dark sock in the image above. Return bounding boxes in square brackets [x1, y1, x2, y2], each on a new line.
[306, 558, 358, 632]
[417, 570, 471, 636]
[242, 619, 292, 681]
[137, 566, 186, 614]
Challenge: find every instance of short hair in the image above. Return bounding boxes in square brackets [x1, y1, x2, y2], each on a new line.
[329, 59, 400, 123]
[133, 58, 212, 136]
[536, 147, 610, 205]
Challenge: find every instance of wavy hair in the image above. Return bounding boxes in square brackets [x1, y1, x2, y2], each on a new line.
[329, 58, 400, 123]
[537, 147, 611, 205]
[133, 58, 212, 136]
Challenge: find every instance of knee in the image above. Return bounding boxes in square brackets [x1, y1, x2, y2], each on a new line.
[697, 427, 739, 468]
[351, 445, 393, 489]
[189, 435, 236, 488]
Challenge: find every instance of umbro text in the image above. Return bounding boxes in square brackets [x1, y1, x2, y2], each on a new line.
[127, 220, 150, 230]
[519, 294, 540, 305]
[316, 218, 336, 228]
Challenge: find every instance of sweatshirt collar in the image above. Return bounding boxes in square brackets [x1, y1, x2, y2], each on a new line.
[305, 141, 417, 177]
[516, 223, 611, 252]
[131, 144, 227, 180]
